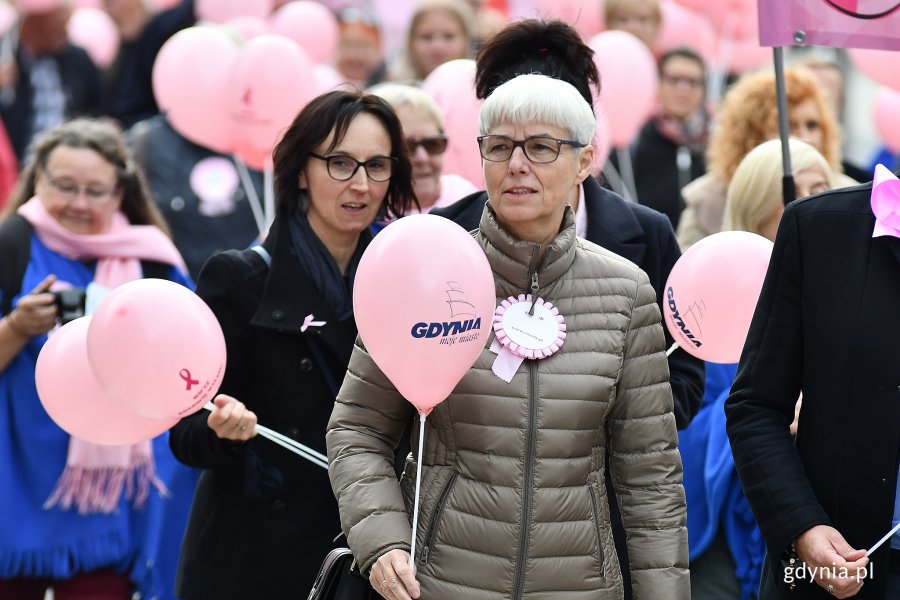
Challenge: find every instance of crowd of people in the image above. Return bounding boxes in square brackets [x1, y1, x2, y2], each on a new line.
[0, 0, 896, 599]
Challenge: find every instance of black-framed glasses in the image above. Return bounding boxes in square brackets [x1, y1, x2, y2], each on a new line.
[407, 135, 448, 156]
[41, 170, 119, 204]
[309, 153, 396, 182]
[477, 135, 586, 164]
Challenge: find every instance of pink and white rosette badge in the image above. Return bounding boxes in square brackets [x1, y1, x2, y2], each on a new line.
[491, 294, 566, 382]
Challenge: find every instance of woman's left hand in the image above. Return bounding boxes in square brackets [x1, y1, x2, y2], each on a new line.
[207, 394, 257, 442]
[370, 549, 420, 600]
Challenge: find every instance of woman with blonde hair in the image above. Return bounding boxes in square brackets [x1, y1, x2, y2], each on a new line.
[677, 66, 852, 250]
[681, 137, 835, 600]
[724, 137, 835, 239]
[391, 0, 473, 82]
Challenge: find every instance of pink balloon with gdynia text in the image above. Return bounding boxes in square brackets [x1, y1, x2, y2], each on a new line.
[663, 231, 773, 363]
[86, 279, 227, 420]
[36, 317, 178, 445]
[353, 215, 496, 415]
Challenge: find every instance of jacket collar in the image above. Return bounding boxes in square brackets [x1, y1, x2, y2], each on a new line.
[250, 212, 355, 361]
[477, 201, 577, 294]
[583, 177, 647, 266]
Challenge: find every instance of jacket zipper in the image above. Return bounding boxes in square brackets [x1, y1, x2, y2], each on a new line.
[419, 470, 459, 565]
[587, 485, 606, 576]
[512, 245, 542, 600]
[513, 359, 539, 599]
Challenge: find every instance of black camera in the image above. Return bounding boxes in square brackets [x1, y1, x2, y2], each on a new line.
[53, 288, 87, 326]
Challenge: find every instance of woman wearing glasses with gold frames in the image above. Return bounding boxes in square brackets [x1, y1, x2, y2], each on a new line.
[371, 83, 478, 214]
[169, 90, 417, 599]
[327, 74, 688, 600]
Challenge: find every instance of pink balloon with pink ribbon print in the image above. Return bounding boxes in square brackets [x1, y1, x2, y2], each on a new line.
[86, 279, 227, 420]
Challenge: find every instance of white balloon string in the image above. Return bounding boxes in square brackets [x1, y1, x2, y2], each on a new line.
[866, 521, 900, 557]
[202, 402, 328, 469]
[264, 164, 275, 232]
[409, 412, 427, 567]
[666, 342, 679, 357]
[232, 155, 267, 239]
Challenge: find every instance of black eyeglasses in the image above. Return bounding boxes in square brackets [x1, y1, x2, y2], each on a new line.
[407, 135, 448, 156]
[477, 135, 586, 164]
[309, 153, 396, 182]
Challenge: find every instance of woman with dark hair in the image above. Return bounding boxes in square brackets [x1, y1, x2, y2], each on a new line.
[169, 90, 417, 599]
[0, 117, 193, 599]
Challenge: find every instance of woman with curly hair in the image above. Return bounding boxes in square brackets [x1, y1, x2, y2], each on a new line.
[676, 67, 854, 250]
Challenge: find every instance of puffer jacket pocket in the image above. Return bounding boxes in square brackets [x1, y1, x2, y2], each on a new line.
[418, 469, 459, 566]
[587, 484, 606, 578]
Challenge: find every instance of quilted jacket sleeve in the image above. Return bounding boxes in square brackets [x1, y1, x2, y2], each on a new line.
[607, 271, 689, 599]
[326, 338, 415, 574]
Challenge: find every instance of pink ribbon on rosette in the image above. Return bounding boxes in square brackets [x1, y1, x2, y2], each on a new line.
[871, 164, 900, 239]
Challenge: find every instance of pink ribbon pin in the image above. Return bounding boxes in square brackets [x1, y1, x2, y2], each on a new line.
[300, 314, 327, 332]
[179, 369, 200, 391]
[871, 164, 900, 239]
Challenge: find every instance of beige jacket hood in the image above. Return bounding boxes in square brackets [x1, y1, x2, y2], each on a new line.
[327, 204, 689, 599]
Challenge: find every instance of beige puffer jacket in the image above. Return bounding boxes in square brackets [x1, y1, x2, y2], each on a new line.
[327, 205, 688, 599]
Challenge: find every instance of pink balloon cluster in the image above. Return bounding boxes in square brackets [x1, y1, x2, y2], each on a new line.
[353, 215, 496, 415]
[152, 26, 320, 169]
[36, 280, 227, 445]
[663, 231, 773, 363]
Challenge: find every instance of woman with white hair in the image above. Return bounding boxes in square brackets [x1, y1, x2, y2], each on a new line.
[326, 73, 689, 600]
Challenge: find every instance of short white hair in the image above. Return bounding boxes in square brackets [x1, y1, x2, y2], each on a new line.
[479, 73, 596, 145]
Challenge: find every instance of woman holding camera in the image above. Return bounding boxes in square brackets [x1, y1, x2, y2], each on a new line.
[0, 118, 193, 599]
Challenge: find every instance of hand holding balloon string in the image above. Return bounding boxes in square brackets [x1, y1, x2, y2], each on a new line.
[203, 395, 328, 469]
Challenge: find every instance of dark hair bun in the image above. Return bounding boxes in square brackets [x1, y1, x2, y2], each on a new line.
[475, 19, 599, 108]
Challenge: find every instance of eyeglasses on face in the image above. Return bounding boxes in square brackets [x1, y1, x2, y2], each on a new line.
[477, 135, 586, 164]
[41, 170, 119, 204]
[309, 153, 396, 182]
[406, 135, 448, 156]
[661, 74, 704, 90]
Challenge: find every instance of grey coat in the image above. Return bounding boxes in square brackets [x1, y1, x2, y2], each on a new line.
[326, 205, 689, 599]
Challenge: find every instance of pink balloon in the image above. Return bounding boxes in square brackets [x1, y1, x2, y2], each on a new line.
[152, 26, 239, 153]
[270, 1, 339, 64]
[588, 31, 659, 148]
[36, 318, 178, 445]
[655, 1, 717, 66]
[227, 34, 316, 169]
[874, 87, 900, 154]
[196, 0, 271, 23]
[0, 2, 16, 36]
[422, 59, 484, 189]
[721, 37, 770, 74]
[850, 48, 900, 91]
[314, 63, 350, 95]
[535, 0, 604, 40]
[353, 215, 496, 414]
[663, 231, 773, 363]
[226, 16, 270, 40]
[67, 8, 120, 69]
[86, 279, 227, 420]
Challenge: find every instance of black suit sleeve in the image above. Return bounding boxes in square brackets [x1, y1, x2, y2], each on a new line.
[169, 251, 259, 468]
[725, 203, 831, 563]
[654, 214, 705, 429]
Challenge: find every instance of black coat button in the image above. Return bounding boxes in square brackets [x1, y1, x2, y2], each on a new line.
[270, 499, 286, 512]
[300, 357, 313, 372]
[271, 309, 285, 321]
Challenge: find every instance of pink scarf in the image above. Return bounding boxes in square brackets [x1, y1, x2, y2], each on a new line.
[18, 197, 187, 514]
